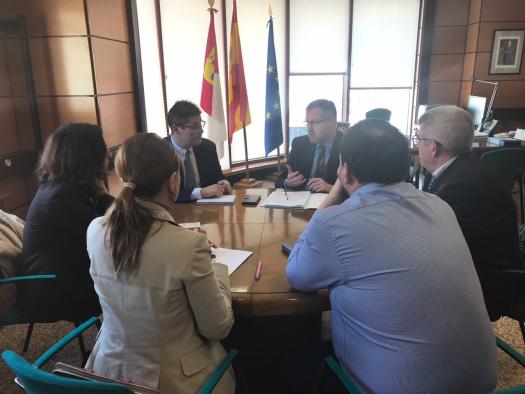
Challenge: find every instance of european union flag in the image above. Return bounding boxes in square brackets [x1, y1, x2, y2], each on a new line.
[264, 17, 283, 157]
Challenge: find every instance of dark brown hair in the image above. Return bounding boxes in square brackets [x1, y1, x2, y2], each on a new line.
[105, 133, 180, 278]
[36, 123, 108, 193]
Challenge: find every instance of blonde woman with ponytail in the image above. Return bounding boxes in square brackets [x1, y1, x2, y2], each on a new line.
[85, 133, 235, 394]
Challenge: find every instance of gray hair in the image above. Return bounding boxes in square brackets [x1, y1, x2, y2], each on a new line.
[418, 105, 474, 155]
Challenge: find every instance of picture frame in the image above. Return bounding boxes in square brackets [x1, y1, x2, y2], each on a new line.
[489, 30, 525, 74]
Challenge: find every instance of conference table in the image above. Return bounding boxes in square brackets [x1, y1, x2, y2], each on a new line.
[170, 188, 330, 317]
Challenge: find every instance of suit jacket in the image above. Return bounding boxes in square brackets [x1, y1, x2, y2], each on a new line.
[276, 132, 343, 188]
[428, 152, 522, 320]
[86, 201, 235, 394]
[165, 136, 225, 202]
[20, 182, 113, 323]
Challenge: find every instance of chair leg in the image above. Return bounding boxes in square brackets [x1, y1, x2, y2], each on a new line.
[22, 323, 34, 353]
[73, 322, 90, 365]
[94, 318, 101, 330]
[313, 359, 328, 394]
[519, 320, 525, 345]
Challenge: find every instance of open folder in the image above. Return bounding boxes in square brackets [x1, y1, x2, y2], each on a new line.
[196, 195, 236, 205]
[211, 247, 252, 276]
[261, 189, 327, 209]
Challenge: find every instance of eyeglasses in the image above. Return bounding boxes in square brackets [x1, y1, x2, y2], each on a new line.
[181, 120, 206, 130]
[304, 118, 329, 127]
[412, 130, 441, 146]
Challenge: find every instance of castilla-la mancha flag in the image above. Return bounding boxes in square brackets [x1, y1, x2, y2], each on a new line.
[200, 5, 227, 159]
[227, 0, 251, 142]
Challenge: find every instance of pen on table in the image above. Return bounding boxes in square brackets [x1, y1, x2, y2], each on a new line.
[255, 260, 262, 281]
[284, 183, 289, 200]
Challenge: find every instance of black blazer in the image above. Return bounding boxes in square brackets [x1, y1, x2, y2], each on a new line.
[276, 132, 343, 188]
[165, 136, 225, 202]
[429, 152, 522, 320]
[20, 182, 113, 323]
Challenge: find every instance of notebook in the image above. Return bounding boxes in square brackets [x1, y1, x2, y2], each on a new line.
[196, 195, 236, 205]
[211, 247, 253, 275]
[261, 189, 327, 209]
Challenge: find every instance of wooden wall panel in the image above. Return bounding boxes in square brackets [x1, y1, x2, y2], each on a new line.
[474, 52, 525, 80]
[0, 40, 11, 96]
[4, 38, 27, 96]
[86, 0, 129, 42]
[459, 81, 472, 107]
[30, 37, 93, 96]
[434, 0, 469, 26]
[473, 80, 525, 107]
[37, 97, 97, 141]
[12, 98, 36, 151]
[427, 81, 461, 104]
[432, 27, 467, 54]
[98, 93, 137, 148]
[0, 177, 29, 212]
[481, 0, 525, 22]
[17, 0, 86, 36]
[468, 0, 482, 24]
[465, 23, 479, 53]
[0, 98, 20, 156]
[477, 21, 525, 52]
[429, 54, 464, 81]
[462, 52, 476, 81]
[91, 38, 133, 95]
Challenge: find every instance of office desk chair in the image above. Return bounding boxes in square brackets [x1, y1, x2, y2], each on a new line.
[313, 336, 525, 394]
[365, 108, 392, 122]
[480, 148, 525, 224]
[3, 317, 241, 394]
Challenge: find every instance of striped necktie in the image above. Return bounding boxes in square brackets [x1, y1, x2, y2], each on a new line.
[314, 145, 326, 178]
[184, 150, 197, 189]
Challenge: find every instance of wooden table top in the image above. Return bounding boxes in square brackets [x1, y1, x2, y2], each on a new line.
[170, 189, 330, 317]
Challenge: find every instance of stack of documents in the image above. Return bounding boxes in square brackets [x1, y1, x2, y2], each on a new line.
[211, 247, 253, 275]
[261, 189, 326, 209]
[196, 195, 236, 205]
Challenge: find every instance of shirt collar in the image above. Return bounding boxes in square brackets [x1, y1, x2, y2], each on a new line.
[318, 134, 336, 153]
[170, 135, 189, 156]
[432, 156, 457, 179]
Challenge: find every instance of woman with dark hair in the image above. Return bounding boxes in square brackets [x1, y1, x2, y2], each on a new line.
[21, 123, 113, 323]
[86, 133, 234, 393]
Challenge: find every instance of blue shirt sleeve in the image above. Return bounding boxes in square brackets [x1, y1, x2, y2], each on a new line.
[285, 211, 343, 292]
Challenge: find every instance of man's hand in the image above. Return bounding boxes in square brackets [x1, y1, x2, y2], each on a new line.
[307, 178, 332, 193]
[286, 164, 307, 188]
[218, 179, 232, 194]
[201, 183, 225, 198]
[319, 178, 348, 209]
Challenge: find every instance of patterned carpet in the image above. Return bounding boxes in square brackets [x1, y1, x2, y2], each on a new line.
[0, 317, 524, 393]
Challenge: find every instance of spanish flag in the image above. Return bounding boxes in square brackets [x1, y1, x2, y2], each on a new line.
[200, 5, 227, 159]
[227, 0, 251, 142]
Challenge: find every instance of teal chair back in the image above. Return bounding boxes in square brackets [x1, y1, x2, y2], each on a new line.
[365, 108, 391, 122]
[2, 351, 133, 394]
[480, 148, 525, 192]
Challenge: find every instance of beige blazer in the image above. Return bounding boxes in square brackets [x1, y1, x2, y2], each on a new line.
[86, 201, 235, 394]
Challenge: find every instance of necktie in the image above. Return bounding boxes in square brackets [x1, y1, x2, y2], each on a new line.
[315, 145, 326, 178]
[184, 150, 197, 189]
[423, 173, 438, 193]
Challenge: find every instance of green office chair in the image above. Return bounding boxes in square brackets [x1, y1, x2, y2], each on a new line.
[3, 317, 241, 394]
[0, 275, 56, 353]
[365, 108, 391, 122]
[480, 148, 525, 224]
[313, 337, 525, 394]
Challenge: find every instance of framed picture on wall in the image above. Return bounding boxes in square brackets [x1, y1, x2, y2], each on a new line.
[489, 30, 524, 74]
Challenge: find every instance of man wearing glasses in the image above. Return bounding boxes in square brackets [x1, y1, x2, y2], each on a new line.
[275, 99, 343, 193]
[415, 105, 521, 320]
[166, 100, 231, 202]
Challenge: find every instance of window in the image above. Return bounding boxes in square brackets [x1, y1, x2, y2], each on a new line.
[349, 0, 420, 133]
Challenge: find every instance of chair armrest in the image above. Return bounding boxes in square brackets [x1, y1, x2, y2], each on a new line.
[494, 384, 525, 393]
[0, 274, 57, 284]
[496, 336, 525, 367]
[198, 349, 238, 394]
[324, 357, 362, 394]
[33, 316, 100, 368]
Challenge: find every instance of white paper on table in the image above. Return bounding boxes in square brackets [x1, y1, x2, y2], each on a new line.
[211, 247, 253, 276]
[196, 195, 236, 205]
[304, 192, 327, 210]
[261, 190, 310, 208]
[179, 222, 201, 229]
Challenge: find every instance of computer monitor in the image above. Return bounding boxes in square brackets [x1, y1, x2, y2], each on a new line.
[467, 95, 487, 131]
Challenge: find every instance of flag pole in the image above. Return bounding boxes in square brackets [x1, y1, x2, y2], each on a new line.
[234, 122, 262, 188]
[242, 122, 250, 180]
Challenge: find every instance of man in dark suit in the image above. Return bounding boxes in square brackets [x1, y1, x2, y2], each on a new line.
[166, 100, 231, 202]
[276, 99, 342, 193]
[416, 105, 522, 320]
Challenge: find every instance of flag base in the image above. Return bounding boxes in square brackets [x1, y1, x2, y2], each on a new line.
[234, 178, 263, 189]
